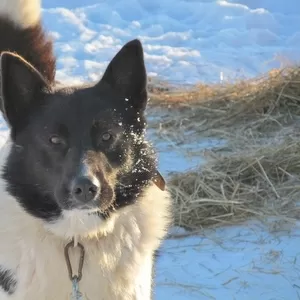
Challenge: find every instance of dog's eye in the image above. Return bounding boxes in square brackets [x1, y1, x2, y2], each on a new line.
[49, 135, 65, 145]
[102, 132, 112, 142]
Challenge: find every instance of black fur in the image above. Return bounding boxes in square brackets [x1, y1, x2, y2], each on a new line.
[0, 267, 17, 295]
[1, 40, 158, 222]
[0, 18, 55, 83]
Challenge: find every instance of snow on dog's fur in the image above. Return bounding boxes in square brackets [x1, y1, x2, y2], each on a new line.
[0, 0, 172, 299]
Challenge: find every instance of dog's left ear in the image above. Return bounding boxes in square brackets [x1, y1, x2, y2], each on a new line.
[100, 39, 148, 111]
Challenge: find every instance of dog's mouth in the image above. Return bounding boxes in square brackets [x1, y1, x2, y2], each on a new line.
[61, 202, 111, 218]
[69, 205, 112, 220]
[72, 205, 101, 212]
[64, 199, 100, 210]
[62, 197, 112, 216]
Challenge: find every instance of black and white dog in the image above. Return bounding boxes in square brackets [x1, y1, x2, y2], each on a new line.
[0, 0, 171, 299]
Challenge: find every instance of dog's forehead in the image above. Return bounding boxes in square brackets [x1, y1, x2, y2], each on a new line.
[58, 85, 117, 114]
[43, 86, 126, 127]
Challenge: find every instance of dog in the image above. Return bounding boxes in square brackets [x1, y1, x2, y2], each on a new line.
[0, 0, 172, 299]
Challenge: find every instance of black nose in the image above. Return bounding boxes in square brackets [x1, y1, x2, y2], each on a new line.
[71, 176, 100, 203]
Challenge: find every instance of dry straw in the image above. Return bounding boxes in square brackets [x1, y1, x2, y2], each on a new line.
[149, 66, 300, 136]
[169, 139, 300, 229]
[150, 66, 300, 229]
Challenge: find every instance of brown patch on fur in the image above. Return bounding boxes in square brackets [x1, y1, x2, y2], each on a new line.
[85, 151, 116, 211]
[152, 170, 166, 191]
[0, 18, 56, 83]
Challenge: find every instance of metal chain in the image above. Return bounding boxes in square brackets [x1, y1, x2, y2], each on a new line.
[71, 277, 83, 300]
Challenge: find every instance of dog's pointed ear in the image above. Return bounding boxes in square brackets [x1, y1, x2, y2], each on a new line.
[100, 39, 148, 111]
[0, 52, 49, 133]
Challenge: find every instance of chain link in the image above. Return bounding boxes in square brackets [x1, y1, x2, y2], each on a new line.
[64, 239, 85, 281]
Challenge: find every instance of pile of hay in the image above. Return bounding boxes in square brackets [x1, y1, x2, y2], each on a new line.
[150, 65, 300, 229]
[149, 66, 300, 138]
[169, 138, 300, 229]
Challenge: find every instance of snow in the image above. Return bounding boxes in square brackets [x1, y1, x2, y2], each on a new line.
[154, 136, 225, 173]
[157, 221, 300, 299]
[42, 0, 300, 84]
[1, 0, 300, 299]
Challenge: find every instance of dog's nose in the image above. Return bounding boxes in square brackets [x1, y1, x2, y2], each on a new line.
[71, 176, 100, 203]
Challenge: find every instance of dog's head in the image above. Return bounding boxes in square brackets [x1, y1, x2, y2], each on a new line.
[0, 40, 160, 237]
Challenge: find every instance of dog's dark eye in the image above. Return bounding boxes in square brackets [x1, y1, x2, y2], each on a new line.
[102, 132, 112, 141]
[49, 135, 65, 145]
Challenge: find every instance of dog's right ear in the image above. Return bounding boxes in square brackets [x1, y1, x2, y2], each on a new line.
[0, 52, 49, 133]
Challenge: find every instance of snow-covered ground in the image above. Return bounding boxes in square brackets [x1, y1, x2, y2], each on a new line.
[42, 0, 300, 84]
[2, 0, 300, 299]
[157, 221, 300, 300]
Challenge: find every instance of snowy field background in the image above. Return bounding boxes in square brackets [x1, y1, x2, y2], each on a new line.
[2, 0, 300, 299]
[42, 0, 300, 84]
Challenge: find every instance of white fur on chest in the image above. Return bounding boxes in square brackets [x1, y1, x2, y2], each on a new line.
[12, 237, 151, 300]
[0, 206, 155, 300]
